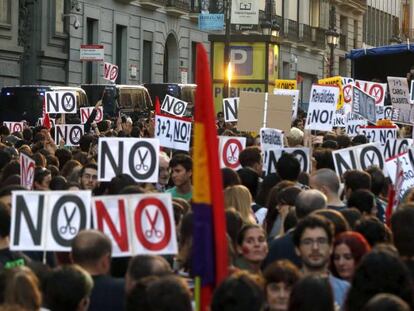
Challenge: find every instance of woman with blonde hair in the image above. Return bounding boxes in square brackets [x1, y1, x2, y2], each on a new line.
[224, 185, 256, 224]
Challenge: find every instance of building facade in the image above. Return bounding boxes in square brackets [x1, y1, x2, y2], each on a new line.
[0, 0, 209, 87]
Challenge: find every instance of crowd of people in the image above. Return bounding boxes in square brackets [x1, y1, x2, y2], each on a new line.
[0, 101, 413, 311]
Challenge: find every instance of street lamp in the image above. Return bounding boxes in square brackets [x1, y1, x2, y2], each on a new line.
[325, 5, 339, 77]
[271, 21, 280, 37]
[261, 20, 272, 35]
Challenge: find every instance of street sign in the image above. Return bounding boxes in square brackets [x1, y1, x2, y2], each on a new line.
[199, 14, 224, 30]
[80, 44, 104, 61]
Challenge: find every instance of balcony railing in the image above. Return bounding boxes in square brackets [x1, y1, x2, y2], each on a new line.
[135, 0, 166, 10]
[166, 0, 190, 12]
[278, 17, 325, 49]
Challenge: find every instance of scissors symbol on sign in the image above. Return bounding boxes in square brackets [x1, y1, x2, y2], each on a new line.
[145, 209, 163, 238]
[227, 145, 238, 162]
[59, 206, 77, 235]
[135, 149, 149, 171]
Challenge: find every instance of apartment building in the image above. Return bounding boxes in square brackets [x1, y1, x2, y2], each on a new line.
[0, 0, 208, 87]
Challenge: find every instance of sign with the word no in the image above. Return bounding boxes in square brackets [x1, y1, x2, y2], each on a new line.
[155, 115, 192, 151]
[161, 95, 188, 117]
[103, 62, 119, 83]
[45, 91, 77, 114]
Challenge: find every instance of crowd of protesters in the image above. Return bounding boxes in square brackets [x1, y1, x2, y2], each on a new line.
[0, 100, 414, 311]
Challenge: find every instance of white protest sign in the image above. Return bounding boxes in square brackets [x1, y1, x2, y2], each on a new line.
[342, 77, 354, 85]
[55, 124, 84, 147]
[376, 105, 393, 121]
[223, 97, 239, 122]
[103, 62, 119, 83]
[98, 137, 159, 182]
[161, 95, 188, 117]
[45, 91, 77, 114]
[218, 136, 246, 170]
[355, 80, 387, 106]
[80, 107, 104, 124]
[342, 83, 353, 106]
[352, 86, 376, 124]
[358, 126, 398, 146]
[333, 111, 346, 128]
[332, 143, 384, 177]
[273, 89, 299, 120]
[346, 113, 367, 137]
[260, 128, 284, 151]
[388, 77, 411, 106]
[20, 153, 35, 190]
[263, 148, 310, 175]
[383, 139, 413, 160]
[385, 152, 414, 199]
[10, 191, 92, 251]
[3, 121, 24, 133]
[128, 193, 177, 255]
[155, 115, 191, 151]
[305, 85, 339, 131]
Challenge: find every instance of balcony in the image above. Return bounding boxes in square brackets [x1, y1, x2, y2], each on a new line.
[134, 0, 166, 10]
[166, 0, 190, 17]
[278, 16, 325, 50]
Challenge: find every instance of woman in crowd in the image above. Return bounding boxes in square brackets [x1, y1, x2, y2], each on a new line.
[224, 185, 256, 224]
[263, 260, 301, 311]
[331, 231, 371, 282]
[235, 224, 268, 274]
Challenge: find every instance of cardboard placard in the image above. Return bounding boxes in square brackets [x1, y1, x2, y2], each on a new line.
[155, 115, 192, 151]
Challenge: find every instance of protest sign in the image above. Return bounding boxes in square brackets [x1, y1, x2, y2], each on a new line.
[218, 136, 246, 170]
[355, 80, 387, 105]
[10, 191, 92, 251]
[376, 105, 393, 121]
[352, 86, 376, 124]
[45, 91, 77, 114]
[388, 77, 411, 105]
[238, 92, 291, 133]
[20, 153, 35, 190]
[385, 152, 414, 200]
[98, 137, 159, 182]
[55, 124, 84, 147]
[92, 193, 177, 256]
[103, 62, 119, 82]
[155, 115, 191, 151]
[342, 77, 354, 85]
[80, 107, 104, 124]
[263, 147, 310, 175]
[3, 121, 24, 133]
[332, 143, 384, 177]
[37, 118, 56, 128]
[305, 84, 339, 131]
[383, 139, 413, 160]
[346, 113, 367, 137]
[273, 89, 299, 120]
[358, 126, 398, 146]
[161, 95, 188, 117]
[333, 111, 346, 128]
[318, 76, 343, 109]
[222, 97, 239, 122]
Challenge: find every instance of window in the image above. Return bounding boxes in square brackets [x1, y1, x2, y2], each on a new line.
[143, 40, 152, 83]
[310, 0, 319, 27]
[55, 0, 65, 33]
[0, 0, 11, 24]
[116, 25, 127, 84]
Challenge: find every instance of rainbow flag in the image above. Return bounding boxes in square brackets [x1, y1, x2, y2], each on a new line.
[192, 43, 229, 310]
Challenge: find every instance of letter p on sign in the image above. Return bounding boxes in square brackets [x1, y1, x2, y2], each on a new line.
[104, 62, 119, 83]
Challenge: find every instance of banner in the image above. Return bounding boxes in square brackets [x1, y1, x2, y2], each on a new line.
[305, 84, 339, 131]
[98, 137, 159, 182]
[345, 113, 367, 137]
[218, 136, 246, 170]
[20, 153, 35, 190]
[10, 191, 92, 251]
[383, 139, 413, 160]
[352, 86, 376, 124]
[55, 124, 84, 147]
[260, 128, 284, 151]
[3, 121, 24, 133]
[91, 193, 177, 256]
[385, 152, 414, 200]
[318, 76, 343, 109]
[155, 115, 192, 151]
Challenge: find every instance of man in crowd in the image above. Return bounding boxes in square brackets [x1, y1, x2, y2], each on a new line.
[293, 215, 349, 309]
[166, 153, 192, 201]
[310, 168, 346, 211]
[156, 152, 170, 192]
[80, 163, 99, 191]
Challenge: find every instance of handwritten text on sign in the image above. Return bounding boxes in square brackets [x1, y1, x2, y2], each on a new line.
[305, 85, 339, 131]
[161, 95, 188, 117]
[155, 115, 192, 151]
